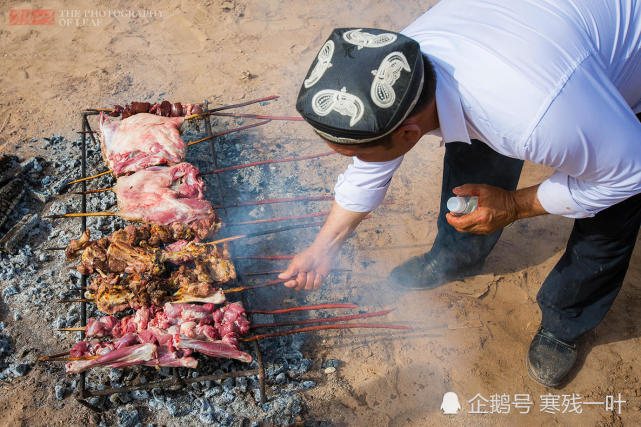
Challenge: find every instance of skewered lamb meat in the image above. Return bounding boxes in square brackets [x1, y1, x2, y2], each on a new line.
[86, 271, 226, 315]
[66, 302, 252, 372]
[110, 101, 203, 118]
[66, 229, 235, 281]
[113, 162, 213, 224]
[98, 112, 187, 176]
[87, 273, 174, 314]
[66, 220, 221, 261]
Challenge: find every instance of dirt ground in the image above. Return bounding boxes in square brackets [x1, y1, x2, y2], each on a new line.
[1, 0, 641, 425]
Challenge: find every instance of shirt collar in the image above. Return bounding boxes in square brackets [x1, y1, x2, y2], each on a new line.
[432, 60, 471, 145]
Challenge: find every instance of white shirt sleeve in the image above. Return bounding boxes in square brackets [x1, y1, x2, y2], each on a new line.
[530, 55, 641, 218]
[333, 156, 404, 212]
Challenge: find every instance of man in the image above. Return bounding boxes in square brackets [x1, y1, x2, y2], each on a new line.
[279, 0, 641, 387]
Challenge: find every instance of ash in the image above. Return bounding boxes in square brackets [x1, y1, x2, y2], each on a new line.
[0, 116, 344, 425]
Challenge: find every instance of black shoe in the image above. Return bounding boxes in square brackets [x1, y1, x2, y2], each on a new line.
[388, 247, 483, 290]
[526, 327, 577, 387]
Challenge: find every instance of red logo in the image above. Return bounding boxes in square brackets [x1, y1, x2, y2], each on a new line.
[9, 9, 55, 25]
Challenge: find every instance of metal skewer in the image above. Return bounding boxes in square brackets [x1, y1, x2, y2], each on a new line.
[243, 323, 412, 342]
[202, 221, 325, 246]
[199, 151, 335, 176]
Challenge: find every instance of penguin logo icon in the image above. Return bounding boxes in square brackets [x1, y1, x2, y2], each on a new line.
[441, 392, 461, 414]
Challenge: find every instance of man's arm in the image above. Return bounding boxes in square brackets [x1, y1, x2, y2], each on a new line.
[446, 183, 547, 234]
[279, 202, 369, 290]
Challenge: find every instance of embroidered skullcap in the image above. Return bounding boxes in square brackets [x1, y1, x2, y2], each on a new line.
[296, 28, 424, 144]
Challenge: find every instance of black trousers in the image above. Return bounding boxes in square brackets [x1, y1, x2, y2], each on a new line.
[436, 140, 641, 342]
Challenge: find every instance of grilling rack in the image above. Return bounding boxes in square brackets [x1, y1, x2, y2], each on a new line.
[72, 106, 269, 411]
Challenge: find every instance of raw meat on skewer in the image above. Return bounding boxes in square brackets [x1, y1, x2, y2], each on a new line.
[66, 229, 235, 280]
[109, 101, 204, 119]
[113, 162, 213, 224]
[64, 303, 253, 372]
[98, 112, 187, 176]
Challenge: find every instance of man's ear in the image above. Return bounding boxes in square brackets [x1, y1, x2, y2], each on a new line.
[392, 122, 423, 146]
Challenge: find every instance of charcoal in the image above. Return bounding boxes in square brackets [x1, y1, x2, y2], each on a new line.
[11, 362, 31, 376]
[204, 386, 222, 398]
[275, 373, 286, 384]
[0, 155, 22, 186]
[323, 358, 339, 368]
[0, 178, 25, 230]
[2, 285, 19, 298]
[0, 213, 39, 253]
[116, 407, 140, 427]
[28, 187, 50, 203]
[301, 381, 316, 389]
[165, 398, 192, 417]
[54, 384, 66, 400]
[20, 157, 42, 173]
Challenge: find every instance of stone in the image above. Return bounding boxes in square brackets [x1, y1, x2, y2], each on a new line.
[324, 366, 337, 374]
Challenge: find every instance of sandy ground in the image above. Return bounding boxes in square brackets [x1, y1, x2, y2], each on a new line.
[1, 0, 641, 425]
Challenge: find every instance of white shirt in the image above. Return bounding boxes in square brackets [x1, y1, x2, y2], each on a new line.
[334, 0, 641, 218]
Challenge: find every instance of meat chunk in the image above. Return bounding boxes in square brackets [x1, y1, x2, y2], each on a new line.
[113, 162, 213, 224]
[98, 112, 186, 176]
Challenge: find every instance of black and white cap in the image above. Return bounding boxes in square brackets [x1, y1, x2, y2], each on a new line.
[296, 28, 424, 144]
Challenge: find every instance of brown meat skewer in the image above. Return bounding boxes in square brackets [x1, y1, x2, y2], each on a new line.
[87, 95, 280, 116]
[57, 278, 292, 310]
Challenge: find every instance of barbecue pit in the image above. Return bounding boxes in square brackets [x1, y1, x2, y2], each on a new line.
[66, 107, 270, 410]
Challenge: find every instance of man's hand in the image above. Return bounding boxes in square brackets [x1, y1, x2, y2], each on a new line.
[278, 243, 335, 290]
[446, 183, 547, 235]
[279, 201, 369, 291]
